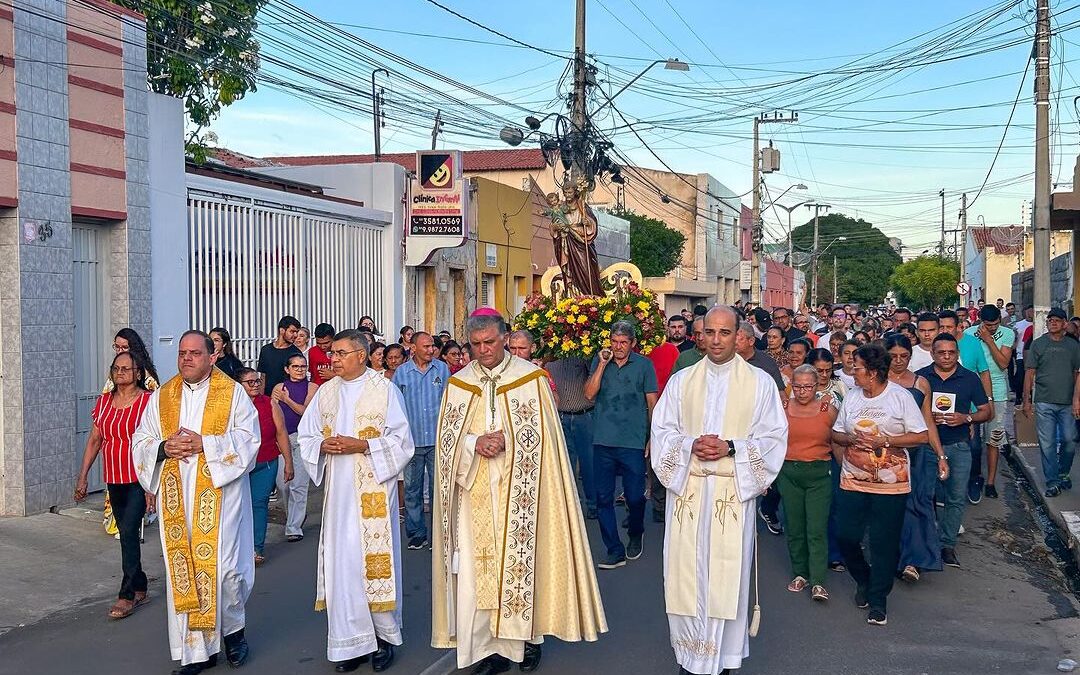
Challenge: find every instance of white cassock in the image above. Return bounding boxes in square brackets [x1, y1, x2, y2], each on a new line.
[650, 357, 787, 675]
[131, 374, 259, 666]
[297, 369, 415, 662]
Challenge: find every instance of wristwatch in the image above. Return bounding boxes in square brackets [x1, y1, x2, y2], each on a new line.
[965, 414, 973, 424]
[939, 455, 949, 461]
[725, 439, 736, 457]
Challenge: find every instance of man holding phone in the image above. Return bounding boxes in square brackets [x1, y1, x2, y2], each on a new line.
[309, 323, 336, 385]
[916, 333, 991, 568]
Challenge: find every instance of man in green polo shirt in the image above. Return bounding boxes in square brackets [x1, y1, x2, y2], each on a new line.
[671, 316, 705, 374]
[585, 320, 659, 570]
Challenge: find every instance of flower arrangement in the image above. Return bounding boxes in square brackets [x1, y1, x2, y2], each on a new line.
[513, 282, 666, 360]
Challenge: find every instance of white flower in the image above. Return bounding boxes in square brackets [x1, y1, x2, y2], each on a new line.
[199, 2, 212, 12]
[199, 12, 215, 24]
[238, 50, 253, 62]
[223, 27, 238, 37]
[184, 35, 204, 49]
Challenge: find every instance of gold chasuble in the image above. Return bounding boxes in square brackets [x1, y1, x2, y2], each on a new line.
[158, 368, 235, 630]
[663, 356, 755, 621]
[432, 355, 607, 650]
[313, 374, 398, 613]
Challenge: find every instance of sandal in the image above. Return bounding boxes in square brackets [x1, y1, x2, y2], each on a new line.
[108, 598, 136, 620]
[811, 585, 829, 601]
[133, 591, 150, 608]
[254, 553, 266, 566]
[901, 565, 920, 583]
[286, 534, 303, 543]
[787, 576, 808, 593]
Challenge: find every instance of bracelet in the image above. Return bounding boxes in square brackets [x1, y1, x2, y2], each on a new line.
[938, 455, 949, 461]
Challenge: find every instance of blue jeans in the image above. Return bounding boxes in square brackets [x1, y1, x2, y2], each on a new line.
[938, 441, 972, 549]
[594, 444, 646, 557]
[1035, 402, 1078, 489]
[249, 458, 279, 555]
[405, 445, 435, 540]
[560, 410, 596, 510]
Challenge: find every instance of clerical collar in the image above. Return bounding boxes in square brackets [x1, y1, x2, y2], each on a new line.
[705, 356, 736, 375]
[183, 373, 212, 392]
[474, 351, 512, 380]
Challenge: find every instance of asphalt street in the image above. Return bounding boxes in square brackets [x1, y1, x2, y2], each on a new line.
[1, 464, 1078, 675]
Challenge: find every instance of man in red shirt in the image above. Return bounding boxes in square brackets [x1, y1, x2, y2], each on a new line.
[645, 335, 681, 525]
[308, 323, 335, 385]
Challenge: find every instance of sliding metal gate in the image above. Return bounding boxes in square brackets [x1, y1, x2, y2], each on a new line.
[188, 191, 386, 365]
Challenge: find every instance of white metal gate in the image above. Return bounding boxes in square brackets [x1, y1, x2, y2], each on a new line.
[73, 222, 108, 492]
[188, 192, 386, 365]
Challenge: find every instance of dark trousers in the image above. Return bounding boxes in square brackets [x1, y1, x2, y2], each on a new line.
[594, 444, 646, 557]
[835, 489, 907, 613]
[969, 422, 984, 482]
[107, 482, 147, 601]
[759, 485, 781, 518]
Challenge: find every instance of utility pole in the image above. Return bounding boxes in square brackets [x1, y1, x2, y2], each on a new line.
[1034, 0, 1052, 335]
[750, 111, 798, 304]
[939, 188, 945, 256]
[833, 255, 838, 303]
[570, 0, 588, 186]
[808, 202, 831, 308]
[371, 68, 389, 161]
[430, 110, 442, 150]
[960, 192, 968, 301]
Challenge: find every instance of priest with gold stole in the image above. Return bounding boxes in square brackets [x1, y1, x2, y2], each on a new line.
[432, 308, 607, 675]
[132, 330, 260, 675]
[650, 306, 787, 675]
[297, 329, 415, 673]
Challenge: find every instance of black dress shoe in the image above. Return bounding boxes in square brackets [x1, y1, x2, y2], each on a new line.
[471, 654, 512, 675]
[519, 644, 541, 672]
[371, 639, 394, 672]
[333, 655, 368, 673]
[171, 654, 217, 675]
[223, 629, 249, 667]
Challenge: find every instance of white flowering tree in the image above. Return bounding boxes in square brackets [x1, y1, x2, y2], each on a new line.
[117, 0, 266, 161]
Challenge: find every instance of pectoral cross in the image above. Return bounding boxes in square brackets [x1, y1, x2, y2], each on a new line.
[714, 490, 739, 533]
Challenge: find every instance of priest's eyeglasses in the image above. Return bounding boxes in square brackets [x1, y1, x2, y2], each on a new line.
[330, 349, 363, 359]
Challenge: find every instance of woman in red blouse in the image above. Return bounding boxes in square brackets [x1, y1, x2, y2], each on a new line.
[74, 351, 154, 620]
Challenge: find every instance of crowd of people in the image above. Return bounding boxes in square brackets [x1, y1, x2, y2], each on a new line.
[68, 295, 1079, 675]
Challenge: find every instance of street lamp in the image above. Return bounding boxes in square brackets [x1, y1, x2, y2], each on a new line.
[592, 58, 690, 116]
[765, 183, 809, 264]
[819, 235, 848, 257]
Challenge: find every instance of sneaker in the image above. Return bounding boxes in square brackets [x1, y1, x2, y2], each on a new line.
[901, 565, 920, 582]
[1045, 485, 1062, 498]
[829, 560, 846, 573]
[626, 533, 644, 561]
[407, 536, 426, 550]
[758, 506, 784, 535]
[967, 476, 984, 505]
[597, 553, 626, 570]
[942, 547, 960, 568]
[984, 484, 999, 499]
[867, 610, 887, 626]
[1062, 476, 1073, 491]
[854, 587, 869, 609]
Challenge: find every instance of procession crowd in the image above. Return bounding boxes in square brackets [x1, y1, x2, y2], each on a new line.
[70, 296, 1080, 675]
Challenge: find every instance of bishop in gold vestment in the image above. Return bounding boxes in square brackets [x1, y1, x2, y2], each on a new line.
[432, 313, 606, 672]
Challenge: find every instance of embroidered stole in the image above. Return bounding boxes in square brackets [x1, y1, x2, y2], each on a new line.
[667, 357, 754, 621]
[158, 368, 234, 631]
[315, 374, 397, 613]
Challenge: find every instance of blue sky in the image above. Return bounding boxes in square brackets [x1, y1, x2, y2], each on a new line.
[210, 0, 1077, 253]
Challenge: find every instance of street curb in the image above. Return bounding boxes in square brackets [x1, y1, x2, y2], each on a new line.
[417, 650, 456, 675]
[1007, 443, 1080, 569]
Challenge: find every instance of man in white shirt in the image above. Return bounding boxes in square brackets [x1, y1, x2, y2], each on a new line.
[1011, 305, 1034, 403]
[909, 312, 939, 372]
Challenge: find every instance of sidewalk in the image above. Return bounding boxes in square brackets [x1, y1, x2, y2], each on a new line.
[1011, 407, 1080, 569]
[0, 485, 323, 637]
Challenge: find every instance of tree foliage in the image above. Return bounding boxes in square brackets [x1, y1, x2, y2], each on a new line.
[619, 209, 687, 278]
[889, 255, 960, 311]
[790, 213, 901, 305]
[118, 0, 266, 161]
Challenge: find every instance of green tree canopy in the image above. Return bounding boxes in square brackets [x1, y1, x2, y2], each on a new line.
[889, 255, 960, 311]
[619, 209, 687, 278]
[790, 213, 902, 305]
[118, 0, 266, 160]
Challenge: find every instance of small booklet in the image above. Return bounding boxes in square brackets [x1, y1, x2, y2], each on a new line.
[932, 391, 957, 414]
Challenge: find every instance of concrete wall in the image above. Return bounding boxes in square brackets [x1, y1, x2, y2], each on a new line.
[148, 93, 186, 380]
[1011, 253, 1073, 314]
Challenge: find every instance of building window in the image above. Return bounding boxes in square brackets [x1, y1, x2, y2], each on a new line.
[481, 273, 495, 307]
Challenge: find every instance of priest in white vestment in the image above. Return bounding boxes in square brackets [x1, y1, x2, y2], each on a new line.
[651, 306, 787, 675]
[297, 329, 415, 673]
[132, 331, 260, 675]
[432, 309, 607, 675]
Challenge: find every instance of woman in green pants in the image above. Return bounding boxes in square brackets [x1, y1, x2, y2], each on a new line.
[779, 364, 839, 601]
